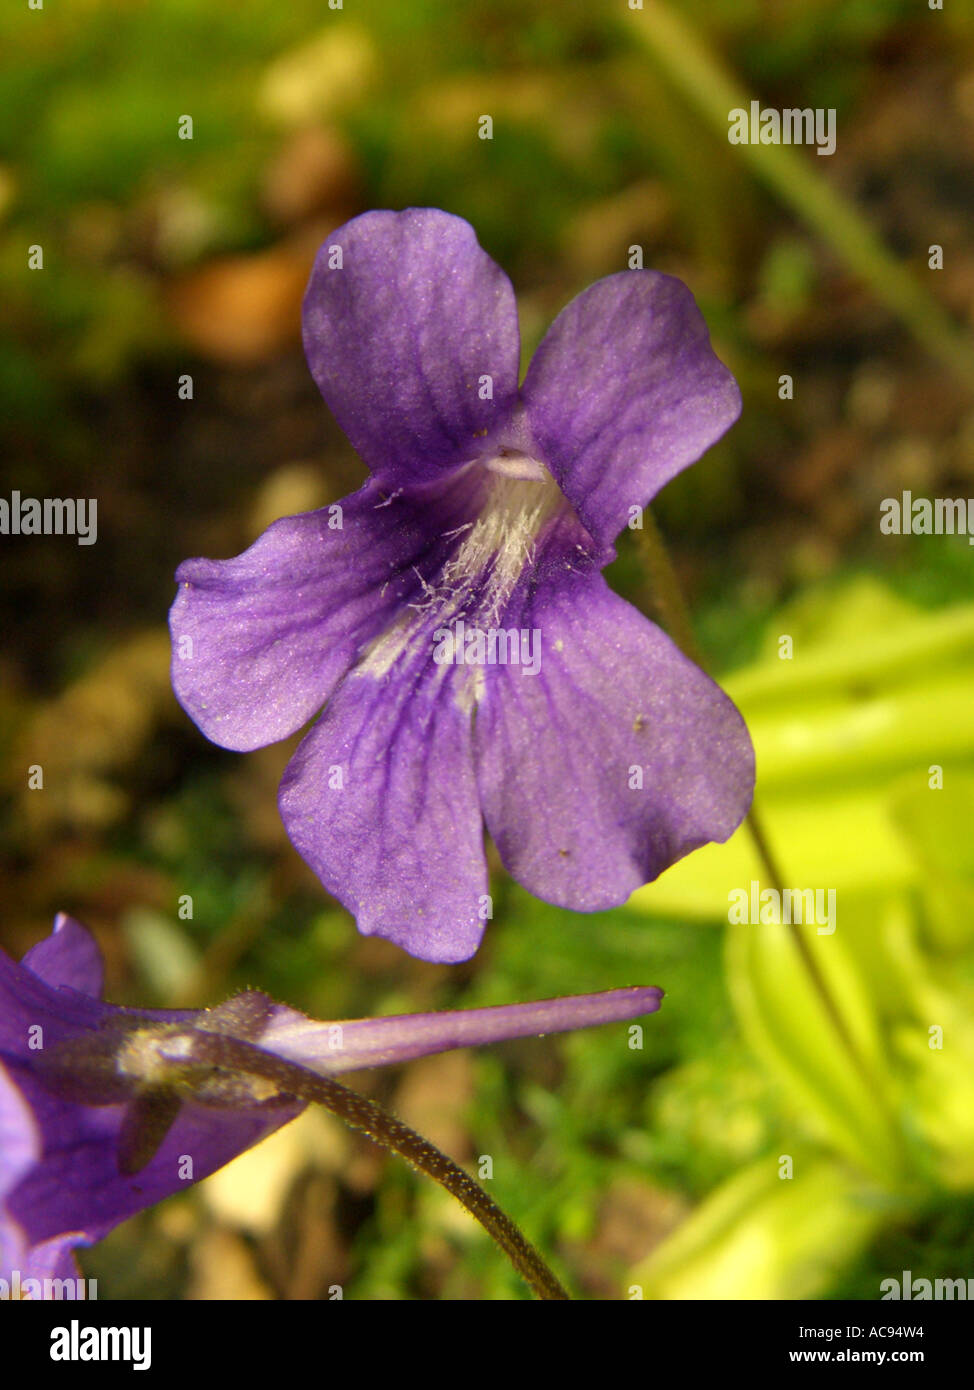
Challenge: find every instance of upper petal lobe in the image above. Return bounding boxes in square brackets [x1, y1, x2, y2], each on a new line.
[522, 271, 741, 553]
[303, 209, 521, 487]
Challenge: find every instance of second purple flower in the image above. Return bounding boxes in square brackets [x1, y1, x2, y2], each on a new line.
[170, 208, 754, 962]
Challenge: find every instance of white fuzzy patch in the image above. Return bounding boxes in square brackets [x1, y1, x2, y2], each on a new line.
[116, 1029, 196, 1085]
[355, 460, 566, 703]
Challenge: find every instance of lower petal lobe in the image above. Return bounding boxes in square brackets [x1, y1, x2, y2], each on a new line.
[6, 1064, 295, 1248]
[278, 608, 489, 964]
[473, 545, 755, 910]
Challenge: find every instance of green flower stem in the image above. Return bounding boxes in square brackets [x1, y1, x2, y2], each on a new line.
[191, 1032, 570, 1301]
[626, 0, 974, 388]
[632, 509, 885, 1101]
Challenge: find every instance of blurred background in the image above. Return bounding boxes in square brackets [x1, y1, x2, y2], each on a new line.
[2, 0, 974, 1299]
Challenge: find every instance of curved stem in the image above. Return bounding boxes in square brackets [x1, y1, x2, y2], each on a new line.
[632, 509, 881, 1093]
[627, 1, 974, 389]
[190, 1032, 570, 1301]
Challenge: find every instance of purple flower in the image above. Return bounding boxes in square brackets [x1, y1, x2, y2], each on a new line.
[170, 208, 754, 962]
[1, 915, 662, 1289]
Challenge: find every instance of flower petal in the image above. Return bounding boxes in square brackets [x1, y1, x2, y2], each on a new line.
[1, 1228, 86, 1288]
[261, 986, 663, 1073]
[278, 619, 488, 964]
[0, 917, 666, 1261]
[5, 1063, 298, 1250]
[0, 1060, 38, 1208]
[1, 1061, 93, 1289]
[170, 473, 480, 752]
[473, 564, 755, 910]
[522, 271, 741, 553]
[303, 209, 520, 487]
[0, 948, 108, 1056]
[22, 914, 103, 999]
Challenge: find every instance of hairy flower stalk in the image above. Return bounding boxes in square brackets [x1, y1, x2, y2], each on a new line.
[136, 1027, 571, 1300]
[1, 916, 663, 1297]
